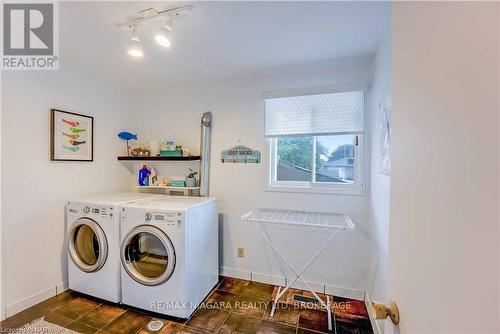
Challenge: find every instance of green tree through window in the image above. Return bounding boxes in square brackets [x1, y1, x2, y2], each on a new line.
[277, 137, 328, 171]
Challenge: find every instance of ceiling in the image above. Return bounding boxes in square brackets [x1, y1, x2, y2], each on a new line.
[60, 1, 390, 90]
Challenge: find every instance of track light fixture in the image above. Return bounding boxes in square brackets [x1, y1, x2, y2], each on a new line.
[118, 5, 192, 59]
[127, 26, 143, 58]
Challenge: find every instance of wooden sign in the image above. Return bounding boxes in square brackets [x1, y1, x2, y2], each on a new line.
[221, 145, 261, 163]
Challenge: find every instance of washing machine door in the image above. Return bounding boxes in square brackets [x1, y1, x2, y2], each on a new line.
[68, 218, 108, 273]
[121, 225, 176, 286]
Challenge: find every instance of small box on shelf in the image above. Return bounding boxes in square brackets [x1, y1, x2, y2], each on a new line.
[159, 150, 183, 157]
[171, 180, 186, 187]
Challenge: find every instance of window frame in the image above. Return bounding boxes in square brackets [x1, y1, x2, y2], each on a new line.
[267, 135, 365, 195]
[265, 87, 367, 196]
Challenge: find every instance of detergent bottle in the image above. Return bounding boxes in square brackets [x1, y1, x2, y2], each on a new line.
[149, 167, 157, 186]
[138, 165, 150, 186]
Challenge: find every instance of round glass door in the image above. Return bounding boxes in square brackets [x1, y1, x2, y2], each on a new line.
[121, 225, 176, 286]
[68, 218, 108, 273]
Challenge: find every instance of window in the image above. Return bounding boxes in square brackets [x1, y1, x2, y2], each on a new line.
[265, 90, 365, 194]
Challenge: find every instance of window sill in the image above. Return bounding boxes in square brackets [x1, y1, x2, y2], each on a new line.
[265, 185, 366, 196]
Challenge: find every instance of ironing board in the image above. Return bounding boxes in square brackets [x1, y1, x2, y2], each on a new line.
[242, 209, 355, 331]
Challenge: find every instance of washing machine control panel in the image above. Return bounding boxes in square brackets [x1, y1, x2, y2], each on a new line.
[68, 203, 114, 220]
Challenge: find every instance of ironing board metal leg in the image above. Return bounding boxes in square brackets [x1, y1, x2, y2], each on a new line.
[270, 286, 281, 317]
[327, 295, 332, 331]
[251, 221, 341, 331]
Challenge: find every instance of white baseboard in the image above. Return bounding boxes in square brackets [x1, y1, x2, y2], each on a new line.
[56, 280, 69, 294]
[220, 266, 251, 280]
[220, 266, 365, 301]
[325, 283, 365, 301]
[5, 281, 68, 318]
[252, 272, 286, 287]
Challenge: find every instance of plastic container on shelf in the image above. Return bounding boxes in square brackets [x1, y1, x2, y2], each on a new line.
[138, 165, 150, 186]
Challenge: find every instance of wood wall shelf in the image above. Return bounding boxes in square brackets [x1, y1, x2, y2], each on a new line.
[135, 185, 200, 196]
[117, 156, 201, 161]
[135, 186, 200, 190]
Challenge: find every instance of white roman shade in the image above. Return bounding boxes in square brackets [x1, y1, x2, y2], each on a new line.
[264, 90, 365, 137]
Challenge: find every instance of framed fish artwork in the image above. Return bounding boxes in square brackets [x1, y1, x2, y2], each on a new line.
[50, 109, 94, 161]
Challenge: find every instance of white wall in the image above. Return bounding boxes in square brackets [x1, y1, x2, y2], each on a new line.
[129, 58, 377, 295]
[1, 68, 132, 317]
[0, 70, 3, 320]
[389, 2, 499, 333]
[368, 29, 391, 304]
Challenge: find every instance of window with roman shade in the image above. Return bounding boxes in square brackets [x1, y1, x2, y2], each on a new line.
[265, 89, 366, 194]
[265, 91, 365, 137]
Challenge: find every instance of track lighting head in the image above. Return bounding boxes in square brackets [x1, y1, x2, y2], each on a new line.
[155, 16, 173, 48]
[155, 26, 172, 48]
[128, 39, 143, 57]
[127, 26, 144, 57]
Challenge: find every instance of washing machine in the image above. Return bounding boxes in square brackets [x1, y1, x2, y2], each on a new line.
[120, 196, 218, 318]
[66, 192, 164, 303]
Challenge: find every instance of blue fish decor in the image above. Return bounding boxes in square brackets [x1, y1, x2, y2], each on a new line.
[118, 132, 138, 140]
[118, 132, 138, 156]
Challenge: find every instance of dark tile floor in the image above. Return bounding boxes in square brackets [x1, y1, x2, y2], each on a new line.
[1, 277, 374, 334]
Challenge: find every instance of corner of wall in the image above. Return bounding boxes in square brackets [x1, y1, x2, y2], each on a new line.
[367, 25, 392, 304]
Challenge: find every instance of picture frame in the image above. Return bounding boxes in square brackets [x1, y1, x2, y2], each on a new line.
[50, 109, 94, 161]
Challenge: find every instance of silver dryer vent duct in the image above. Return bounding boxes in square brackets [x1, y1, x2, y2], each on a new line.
[199, 112, 212, 197]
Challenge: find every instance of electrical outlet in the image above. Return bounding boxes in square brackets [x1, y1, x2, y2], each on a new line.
[237, 248, 244, 258]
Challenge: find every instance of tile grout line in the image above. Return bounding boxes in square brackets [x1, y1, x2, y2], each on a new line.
[182, 324, 211, 334]
[77, 301, 127, 332]
[65, 302, 104, 332]
[295, 313, 300, 334]
[214, 308, 231, 334]
[94, 307, 128, 332]
[71, 302, 102, 322]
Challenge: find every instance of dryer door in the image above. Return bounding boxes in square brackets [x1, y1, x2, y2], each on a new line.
[121, 225, 176, 286]
[68, 218, 108, 273]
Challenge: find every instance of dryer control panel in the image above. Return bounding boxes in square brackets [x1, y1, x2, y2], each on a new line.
[146, 211, 183, 228]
